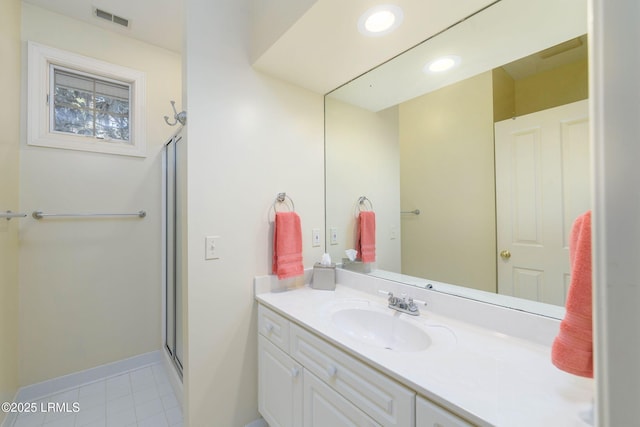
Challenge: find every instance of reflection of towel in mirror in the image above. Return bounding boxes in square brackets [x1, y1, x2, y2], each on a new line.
[357, 211, 376, 263]
[551, 210, 593, 378]
[272, 212, 304, 279]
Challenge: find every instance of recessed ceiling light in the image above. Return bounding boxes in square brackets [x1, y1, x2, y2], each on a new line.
[424, 55, 461, 73]
[358, 5, 404, 37]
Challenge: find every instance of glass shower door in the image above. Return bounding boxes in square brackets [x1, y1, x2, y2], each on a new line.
[165, 132, 184, 376]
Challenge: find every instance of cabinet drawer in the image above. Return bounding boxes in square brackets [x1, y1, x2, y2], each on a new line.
[259, 304, 290, 352]
[291, 324, 415, 427]
[416, 395, 475, 427]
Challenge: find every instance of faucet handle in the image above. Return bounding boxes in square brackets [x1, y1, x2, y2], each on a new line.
[411, 297, 427, 306]
[407, 298, 419, 313]
[407, 297, 427, 312]
[387, 292, 396, 305]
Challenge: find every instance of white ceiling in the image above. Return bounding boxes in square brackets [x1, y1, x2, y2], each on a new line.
[252, 0, 498, 94]
[22, 0, 184, 53]
[22, 0, 503, 95]
[327, 0, 588, 112]
[24, 0, 585, 101]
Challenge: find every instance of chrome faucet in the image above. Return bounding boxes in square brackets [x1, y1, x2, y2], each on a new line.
[386, 292, 424, 316]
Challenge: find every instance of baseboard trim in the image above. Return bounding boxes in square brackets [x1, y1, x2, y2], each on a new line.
[245, 418, 268, 427]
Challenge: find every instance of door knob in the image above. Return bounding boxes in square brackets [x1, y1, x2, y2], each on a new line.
[500, 250, 511, 259]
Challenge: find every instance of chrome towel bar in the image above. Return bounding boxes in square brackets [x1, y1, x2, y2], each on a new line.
[401, 209, 421, 215]
[32, 210, 146, 220]
[1, 210, 27, 220]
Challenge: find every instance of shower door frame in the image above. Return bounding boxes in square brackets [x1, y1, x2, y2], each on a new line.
[162, 130, 184, 378]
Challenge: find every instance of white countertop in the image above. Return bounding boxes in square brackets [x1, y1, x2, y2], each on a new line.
[255, 279, 594, 427]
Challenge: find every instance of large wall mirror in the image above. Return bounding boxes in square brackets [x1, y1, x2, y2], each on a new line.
[324, 0, 589, 318]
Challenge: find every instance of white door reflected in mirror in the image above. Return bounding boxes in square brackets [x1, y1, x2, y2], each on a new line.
[495, 100, 590, 306]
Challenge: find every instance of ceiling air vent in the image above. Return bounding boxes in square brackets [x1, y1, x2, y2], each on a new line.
[94, 8, 130, 28]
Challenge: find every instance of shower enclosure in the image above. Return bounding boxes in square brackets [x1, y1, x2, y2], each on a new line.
[164, 130, 184, 377]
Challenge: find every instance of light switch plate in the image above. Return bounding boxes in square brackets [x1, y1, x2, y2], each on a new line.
[330, 227, 338, 245]
[312, 229, 321, 247]
[205, 235, 220, 260]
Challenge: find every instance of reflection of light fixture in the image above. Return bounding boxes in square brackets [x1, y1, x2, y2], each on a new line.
[358, 5, 404, 37]
[424, 55, 461, 73]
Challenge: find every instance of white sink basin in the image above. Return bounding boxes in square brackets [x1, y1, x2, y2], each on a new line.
[331, 308, 432, 352]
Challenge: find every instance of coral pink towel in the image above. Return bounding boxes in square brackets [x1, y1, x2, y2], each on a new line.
[272, 212, 304, 279]
[551, 210, 593, 378]
[357, 211, 376, 263]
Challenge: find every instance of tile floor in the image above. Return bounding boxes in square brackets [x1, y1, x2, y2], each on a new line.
[11, 362, 182, 427]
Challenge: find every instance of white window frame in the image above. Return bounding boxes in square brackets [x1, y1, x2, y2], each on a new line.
[28, 41, 147, 157]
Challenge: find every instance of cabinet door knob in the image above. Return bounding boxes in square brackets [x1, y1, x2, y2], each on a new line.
[291, 367, 299, 377]
[500, 250, 511, 259]
[327, 365, 337, 377]
[265, 324, 274, 333]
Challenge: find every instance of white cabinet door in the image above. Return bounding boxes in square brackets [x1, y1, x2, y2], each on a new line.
[304, 370, 380, 427]
[258, 335, 303, 427]
[416, 395, 474, 427]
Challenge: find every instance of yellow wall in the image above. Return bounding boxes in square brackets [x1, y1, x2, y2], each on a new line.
[19, 4, 181, 386]
[494, 59, 588, 121]
[492, 67, 516, 122]
[0, 0, 21, 419]
[515, 59, 588, 117]
[399, 71, 497, 293]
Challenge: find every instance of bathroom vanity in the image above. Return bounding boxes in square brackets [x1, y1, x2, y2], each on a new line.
[255, 270, 593, 426]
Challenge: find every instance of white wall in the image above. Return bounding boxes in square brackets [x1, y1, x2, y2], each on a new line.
[0, 0, 21, 420]
[184, 0, 325, 425]
[18, 4, 181, 386]
[324, 97, 401, 271]
[591, 0, 640, 424]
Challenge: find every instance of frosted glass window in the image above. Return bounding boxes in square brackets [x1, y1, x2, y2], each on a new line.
[52, 67, 131, 142]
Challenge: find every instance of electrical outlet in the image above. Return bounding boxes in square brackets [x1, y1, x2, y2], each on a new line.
[390, 225, 397, 240]
[205, 235, 220, 260]
[330, 227, 338, 245]
[312, 229, 321, 247]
